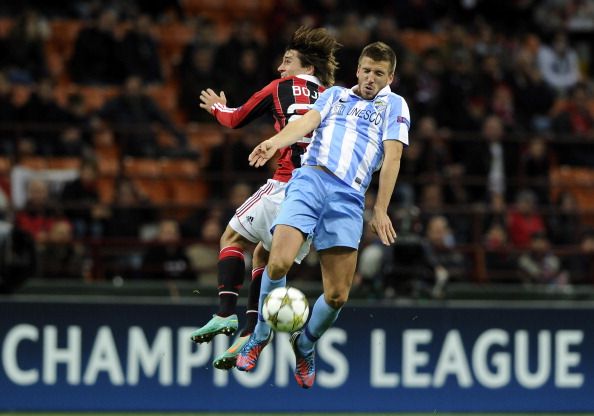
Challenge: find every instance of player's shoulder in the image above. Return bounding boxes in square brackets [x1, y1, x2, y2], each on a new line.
[384, 91, 410, 110]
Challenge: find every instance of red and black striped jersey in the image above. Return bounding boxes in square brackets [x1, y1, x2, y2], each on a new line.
[211, 74, 324, 182]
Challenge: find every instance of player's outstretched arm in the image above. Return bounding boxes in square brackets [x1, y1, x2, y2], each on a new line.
[369, 140, 403, 246]
[248, 109, 321, 168]
[199, 88, 227, 115]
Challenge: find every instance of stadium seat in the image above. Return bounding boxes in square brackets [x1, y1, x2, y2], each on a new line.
[0, 17, 13, 37]
[47, 157, 80, 170]
[97, 177, 115, 203]
[160, 158, 199, 178]
[132, 178, 171, 204]
[170, 178, 208, 205]
[123, 158, 162, 178]
[0, 156, 12, 176]
[17, 157, 48, 170]
[399, 30, 445, 54]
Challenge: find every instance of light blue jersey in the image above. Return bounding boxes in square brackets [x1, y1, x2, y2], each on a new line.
[303, 84, 410, 192]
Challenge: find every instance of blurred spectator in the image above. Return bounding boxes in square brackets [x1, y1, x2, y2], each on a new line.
[187, 214, 223, 286]
[552, 82, 594, 165]
[203, 126, 265, 198]
[483, 221, 518, 280]
[440, 48, 480, 130]
[518, 134, 556, 205]
[368, 15, 406, 64]
[548, 191, 582, 245]
[214, 21, 265, 95]
[382, 206, 439, 298]
[0, 72, 17, 155]
[413, 48, 445, 119]
[537, 31, 581, 96]
[178, 46, 216, 122]
[462, 115, 517, 203]
[16, 77, 69, 155]
[334, 12, 370, 86]
[0, 206, 36, 293]
[69, 8, 123, 84]
[37, 219, 86, 279]
[507, 189, 546, 248]
[141, 218, 193, 280]
[104, 177, 156, 238]
[96, 75, 189, 157]
[518, 231, 570, 289]
[14, 178, 60, 243]
[569, 228, 594, 282]
[0, 9, 49, 83]
[225, 48, 268, 104]
[119, 14, 162, 83]
[61, 158, 108, 238]
[509, 45, 556, 131]
[425, 215, 467, 284]
[552, 82, 594, 138]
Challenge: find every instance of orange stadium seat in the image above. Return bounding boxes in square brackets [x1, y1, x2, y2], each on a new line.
[97, 177, 115, 203]
[17, 157, 48, 170]
[399, 30, 445, 54]
[0, 18, 13, 37]
[79, 86, 119, 112]
[551, 166, 594, 224]
[47, 157, 80, 170]
[123, 158, 162, 178]
[160, 158, 199, 178]
[170, 178, 208, 205]
[147, 85, 178, 114]
[132, 178, 171, 204]
[0, 156, 12, 176]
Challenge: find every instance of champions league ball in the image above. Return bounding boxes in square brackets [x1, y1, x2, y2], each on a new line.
[262, 286, 309, 332]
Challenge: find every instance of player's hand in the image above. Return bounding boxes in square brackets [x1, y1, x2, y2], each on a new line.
[249, 139, 278, 168]
[369, 209, 397, 246]
[199, 89, 227, 114]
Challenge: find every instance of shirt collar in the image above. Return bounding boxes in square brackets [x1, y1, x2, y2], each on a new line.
[296, 74, 322, 86]
[348, 84, 392, 100]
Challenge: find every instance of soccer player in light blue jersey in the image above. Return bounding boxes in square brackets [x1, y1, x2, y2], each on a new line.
[236, 42, 410, 389]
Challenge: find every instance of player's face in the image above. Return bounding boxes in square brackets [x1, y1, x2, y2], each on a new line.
[278, 49, 311, 78]
[356, 57, 394, 100]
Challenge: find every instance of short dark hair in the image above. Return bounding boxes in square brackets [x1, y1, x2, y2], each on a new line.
[287, 26, 341, 87]
[359, 41, 397, 74]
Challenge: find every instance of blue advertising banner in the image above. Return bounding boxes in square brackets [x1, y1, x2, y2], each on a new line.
[1, 298, 593, 413]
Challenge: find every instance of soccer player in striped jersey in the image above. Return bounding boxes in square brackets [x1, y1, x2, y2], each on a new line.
[190, 27, 340, 370]
[237, 42, 410, 389]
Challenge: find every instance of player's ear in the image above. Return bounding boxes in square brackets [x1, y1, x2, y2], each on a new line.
[306, 65, 315, 76]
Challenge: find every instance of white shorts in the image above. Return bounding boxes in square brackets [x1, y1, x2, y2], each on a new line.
[228, 179, 312, 264]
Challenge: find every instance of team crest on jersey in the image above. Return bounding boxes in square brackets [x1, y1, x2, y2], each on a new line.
[373, 99, 387, 110]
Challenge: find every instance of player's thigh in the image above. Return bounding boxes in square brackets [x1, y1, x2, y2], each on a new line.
[220, 224, 254, 249]
[269, 224, 307, 268]
[229, 179, 284, 247]
[319, 247, 358, 304]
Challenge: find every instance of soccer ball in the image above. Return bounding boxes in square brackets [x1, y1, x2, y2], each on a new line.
[262, 286, 309, 332]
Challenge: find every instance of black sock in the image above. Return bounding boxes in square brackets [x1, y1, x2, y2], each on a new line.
[217, 246, 245, 317]
[241, 267, 264, 336]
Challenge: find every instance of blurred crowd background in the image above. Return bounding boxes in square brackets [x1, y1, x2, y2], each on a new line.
[0, 0, 593, 300]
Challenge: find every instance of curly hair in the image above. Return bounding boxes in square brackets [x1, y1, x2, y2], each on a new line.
[287, 26, 341, 87]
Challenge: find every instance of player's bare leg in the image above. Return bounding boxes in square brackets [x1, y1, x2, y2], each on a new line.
[292, 247, 357, 388]
[236, 225, 304, 371]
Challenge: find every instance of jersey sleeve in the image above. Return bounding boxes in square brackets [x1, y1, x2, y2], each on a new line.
[311, 86, 339, 119]
[383, 95, 410, 146]
[211, 80, 277, 128]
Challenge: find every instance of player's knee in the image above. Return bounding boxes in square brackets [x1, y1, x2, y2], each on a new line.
[220, 226, 242, 248]
[325, 291, 349, 309]
[266, 258, 292, 279]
